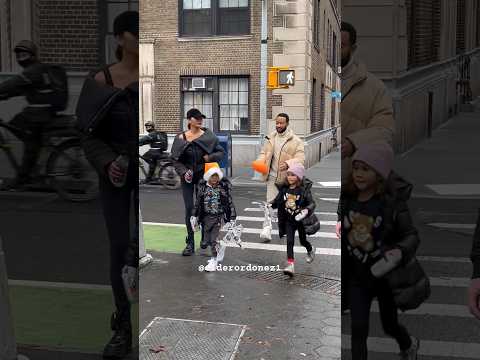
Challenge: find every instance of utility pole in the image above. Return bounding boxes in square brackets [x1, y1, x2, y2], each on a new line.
[254, 0, 268, 180]
[0, 237, 29, 360]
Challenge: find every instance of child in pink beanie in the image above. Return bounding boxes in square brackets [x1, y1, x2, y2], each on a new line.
[270, 160, 319, 276]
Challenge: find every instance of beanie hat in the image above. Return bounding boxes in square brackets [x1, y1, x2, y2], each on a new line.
[352, 143, 394, 179]
[204, 162, 224, 182]
[113, 11, 139, 37]
[286, 160, 305, 180]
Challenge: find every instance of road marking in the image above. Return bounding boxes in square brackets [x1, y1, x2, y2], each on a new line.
[427, 222, 475, 230]
[225, 241, 340, 255]
[417, 255, 471, 263]
[341, 335, 480, 358]
[426, 184, 480, 195]
[372, 301, 473, 318]
[317, 181, 341, 188]
[236, 215, 336, 226]
[143, 223, 337, 238]
[243, 208, 337, 217]
[319, 197, 339, 202]
[8, 279, 110, 291]
[429, 276, 471, 288]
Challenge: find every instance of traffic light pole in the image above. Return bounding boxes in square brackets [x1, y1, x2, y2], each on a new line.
[254, 0, 268, 180]
[0, 237, 29, 360]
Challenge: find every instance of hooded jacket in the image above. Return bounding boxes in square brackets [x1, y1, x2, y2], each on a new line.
[341, 53, 395, 183]
[341, 172, 430, 311]
[193, 178, 236, 223]
[270, 178, 317, 237]
[170, 128, 225, 177]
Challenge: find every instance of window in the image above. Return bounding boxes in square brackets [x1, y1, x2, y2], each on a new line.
[180, 0, 250, 37]
[311, 78, 318, 132]
[102, 0, 139, 64]
[181, 76, 249, 132]
[313, 0, 320, 49]
[332, 32, 337, 69]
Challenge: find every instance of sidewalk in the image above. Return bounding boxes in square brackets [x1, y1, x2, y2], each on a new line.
[231, 149, 341, 187]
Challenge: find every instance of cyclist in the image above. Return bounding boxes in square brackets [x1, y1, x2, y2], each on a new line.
[0, 40, 68, 189]
[139, 121, 168, 184]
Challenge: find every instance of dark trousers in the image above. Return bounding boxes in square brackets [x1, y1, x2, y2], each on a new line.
[181, 174, 203, 247]
[202, 214, 222, 257]
[99, 175, 137, 322]
[10, 108, 53, 182]
[285, 219, 312, 260]
[349, 279, 412, 360]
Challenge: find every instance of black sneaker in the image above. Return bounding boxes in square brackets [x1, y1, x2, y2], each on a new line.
[400, 336, 420, 360]
[182, 244, 195, 256]
[103, 313, 132, 359]
[200, 238, 208, 249]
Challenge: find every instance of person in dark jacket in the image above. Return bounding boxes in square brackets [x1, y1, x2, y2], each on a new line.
[170, 108, 225, 256]
[139, 121, 168, 183]
[270, 160, 317, 277]
[341, 142, 424, 360]
[0, 40, 68, 189]
[469, 211, 480, 319]
[191, 162, 237, 271]
[75, 10, 139, 359]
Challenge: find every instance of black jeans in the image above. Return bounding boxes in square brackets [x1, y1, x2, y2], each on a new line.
[349, 279, 412, 360]
[181, 173, 203, 247]
[202, 214, 222, 257]
[285, 219, 312, 260]
[99, 174, 137, 322]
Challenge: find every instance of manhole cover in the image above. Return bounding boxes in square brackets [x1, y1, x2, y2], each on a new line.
[239, 271, 341, 296]
[140, 317, 246, 360]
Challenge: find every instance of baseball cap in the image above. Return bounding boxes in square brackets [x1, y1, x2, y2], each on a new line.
[186, 108, 206, 120]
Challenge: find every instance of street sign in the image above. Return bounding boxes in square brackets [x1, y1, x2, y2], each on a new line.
[279, 70, 295, 86]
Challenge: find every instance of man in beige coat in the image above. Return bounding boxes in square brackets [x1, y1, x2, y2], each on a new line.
[256, 113, 305, 202]
[340, 22, 395, 183]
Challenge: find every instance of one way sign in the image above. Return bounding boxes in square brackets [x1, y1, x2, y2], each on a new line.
[279, 70, 295, 86]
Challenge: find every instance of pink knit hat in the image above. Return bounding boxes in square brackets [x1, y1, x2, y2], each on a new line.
[352, 143, 394, 179]
[286, 160, 305, 180]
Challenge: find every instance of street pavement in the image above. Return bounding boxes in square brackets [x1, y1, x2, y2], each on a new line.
[341, 108, 480, 359]
[139, 150, 341, 359]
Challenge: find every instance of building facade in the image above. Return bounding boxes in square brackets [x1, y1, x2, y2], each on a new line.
[342, 0, 480, 153]
[140, 0, 341, 173]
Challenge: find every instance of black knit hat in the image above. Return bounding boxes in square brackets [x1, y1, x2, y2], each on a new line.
[113, 11, 139, 37]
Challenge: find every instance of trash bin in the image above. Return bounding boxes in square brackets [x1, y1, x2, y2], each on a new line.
[215, 132, 232, 178]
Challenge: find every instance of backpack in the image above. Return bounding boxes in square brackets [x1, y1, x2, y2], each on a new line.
[44, 65, 69, 112]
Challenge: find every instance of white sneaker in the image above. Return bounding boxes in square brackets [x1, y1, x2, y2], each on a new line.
[306, 246, 316, 264]
[283, 262, 294, 277]
[205, 258, 217, 272]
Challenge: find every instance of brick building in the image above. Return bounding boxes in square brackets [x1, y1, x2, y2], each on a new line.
[140, 0, 341, 172]
[342, 0, 480, 152]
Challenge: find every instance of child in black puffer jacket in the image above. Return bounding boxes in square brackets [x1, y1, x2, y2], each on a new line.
[270, 161, 319, 277]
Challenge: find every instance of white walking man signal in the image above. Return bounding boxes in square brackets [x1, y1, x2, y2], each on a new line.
[286, 71, 294, 84]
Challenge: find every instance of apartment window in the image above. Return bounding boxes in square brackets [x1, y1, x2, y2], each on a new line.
[181, 76, 249, 132]
[102, 0, 139, 64]
[180, 0, 250, 37]
[313, 0, 320, 49]
[320, 83, 325, 131]
[332, 32, 337, 69]
[311, 78, 318, 132]
[456, 0, 466, 54]
[323, 10, 326, 48]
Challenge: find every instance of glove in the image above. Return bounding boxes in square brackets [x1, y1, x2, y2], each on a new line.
[295, 209, 309, 222]
[190, 216, 200, 232]
[184, 169, 193, 183]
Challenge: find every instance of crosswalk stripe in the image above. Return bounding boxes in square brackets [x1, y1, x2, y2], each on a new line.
[427, 222, 475, 230]
[8, 279, 110, 291]
[341, 335, 480, 359]
[319, 197, 339, 202]
[236, 216, 336, 226]
[317, 181, 341, 188]
[426, 183, 480, 196]
[243, 208, 337, 217]
[418, 255, 471, 263]
[225, 242, 340, 255]
[371, 301, 473, 318]
[429, 276, 471, 288]
[143, 222, 337, 239]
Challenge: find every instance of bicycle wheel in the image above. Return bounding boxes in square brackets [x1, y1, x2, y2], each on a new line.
[46, 139, 99, 202]
[158, 163, 181, 190]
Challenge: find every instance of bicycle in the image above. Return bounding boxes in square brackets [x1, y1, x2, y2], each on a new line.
[138, 151, 180, 190]
[0, 115, 99, 202]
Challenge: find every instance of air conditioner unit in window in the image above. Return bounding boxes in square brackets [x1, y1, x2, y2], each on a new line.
[192, 77, 206, 89]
